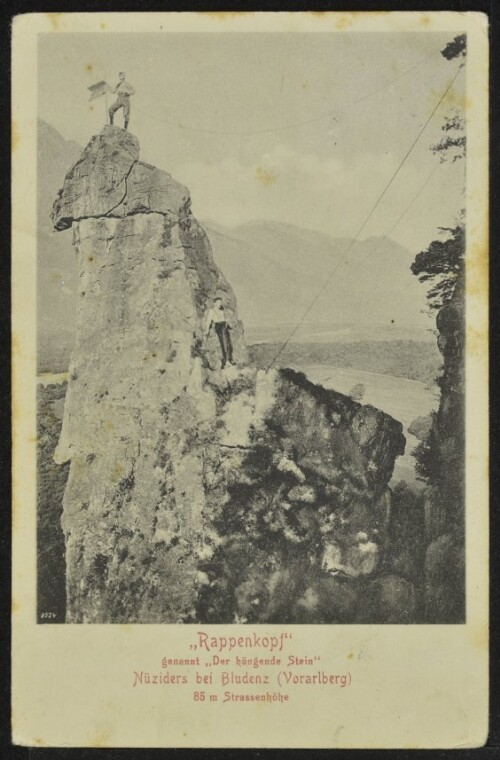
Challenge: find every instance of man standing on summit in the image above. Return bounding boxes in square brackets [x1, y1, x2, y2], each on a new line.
[108, 72, 135, 130]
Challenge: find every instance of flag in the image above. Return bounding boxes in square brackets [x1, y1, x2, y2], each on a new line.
[88, 80, 111, 101]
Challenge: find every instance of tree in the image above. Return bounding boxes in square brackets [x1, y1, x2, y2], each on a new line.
[411, 225, 464, 310]
[410, 35, 466, 483]
[432, 111, 466, 163]
[434, 36, 466, 162]
[411, 35, 466, 312]
[440, 34, 466, 61]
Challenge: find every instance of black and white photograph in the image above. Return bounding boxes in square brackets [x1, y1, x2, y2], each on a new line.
[12, 11, 488, 749]
[35, 25, 470, 626]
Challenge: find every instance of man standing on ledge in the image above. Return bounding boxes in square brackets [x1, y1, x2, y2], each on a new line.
[108, 72, 135, 130]
[205, 297, 235, 369]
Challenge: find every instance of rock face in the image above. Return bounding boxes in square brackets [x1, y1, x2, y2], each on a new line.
[37, 381, 68, 623]
[423, 280, 465, 622]
[52, 127, 406, 623]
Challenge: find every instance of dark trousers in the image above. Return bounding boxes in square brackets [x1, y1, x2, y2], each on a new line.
[214, 322, 233, 366]
[109, 94, 130, 128]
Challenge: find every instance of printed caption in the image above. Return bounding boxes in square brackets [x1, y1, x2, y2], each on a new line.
[132, 630, 352, 704]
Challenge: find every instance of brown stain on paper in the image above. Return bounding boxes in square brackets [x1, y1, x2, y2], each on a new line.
[46, 13, 62, 31]
[310, 12, 354, 29]
[311, 11, 388, 25]
[465, 227, 488, 360]
[88, 728, 112, 748]
[334, 14, 354, 30]
[255, 167, 277, 187]
[466, 240, 488, 301]
[206, 12, 251, 21]
[427, 84, 469, 115]
[469, 625, 488, 652]
[12, 121, 20, 153]
[448, 88, 470, 112]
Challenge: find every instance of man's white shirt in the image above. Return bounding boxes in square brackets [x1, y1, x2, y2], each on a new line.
[115, 81, 135, 95]
[205, 307, 227, 332]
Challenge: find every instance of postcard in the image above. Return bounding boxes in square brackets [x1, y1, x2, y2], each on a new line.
[12, 11, 488, 748]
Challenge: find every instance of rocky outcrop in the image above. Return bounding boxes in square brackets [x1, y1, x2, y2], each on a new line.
[37, 381, 68, 623]
[197, 368, 405, 623]
[52, 127, 407, 624]
[52, 128, 194, 232]
[423, 279, 465, 622]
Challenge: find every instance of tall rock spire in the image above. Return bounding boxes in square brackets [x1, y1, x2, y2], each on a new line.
[52, 127, 246, 622]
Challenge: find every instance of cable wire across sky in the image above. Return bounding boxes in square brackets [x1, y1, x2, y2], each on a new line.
[265, 62, 464, 371]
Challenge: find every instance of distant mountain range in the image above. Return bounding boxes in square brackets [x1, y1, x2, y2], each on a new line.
[37, 120, 81, 342]
[203, 220, 434, 344]
[37, 119, 434, 364]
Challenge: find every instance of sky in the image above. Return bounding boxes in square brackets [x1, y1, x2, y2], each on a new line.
[38, 31, 465, 256]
